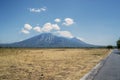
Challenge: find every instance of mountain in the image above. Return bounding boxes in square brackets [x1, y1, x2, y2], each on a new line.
[0, 33, 95, 48]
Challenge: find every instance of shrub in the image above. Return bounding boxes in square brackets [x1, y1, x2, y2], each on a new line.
[117, 40, 120, 49]
[106, 45, 113, 49]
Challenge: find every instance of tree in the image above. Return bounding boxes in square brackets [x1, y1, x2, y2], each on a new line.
[106, 45, 113, 49]
[117, 39, 120, 49]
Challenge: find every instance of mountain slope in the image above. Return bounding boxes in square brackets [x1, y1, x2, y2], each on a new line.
[0, 33, 95, 48]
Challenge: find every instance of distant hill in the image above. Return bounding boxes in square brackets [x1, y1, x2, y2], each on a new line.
[0, 33, 95, 48]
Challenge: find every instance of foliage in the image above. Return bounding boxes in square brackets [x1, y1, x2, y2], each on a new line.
[106, 45, 113, 49]
[117, 40, 120, 49]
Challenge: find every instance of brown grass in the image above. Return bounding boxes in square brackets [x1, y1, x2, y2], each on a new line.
[0, 48, 110, 80]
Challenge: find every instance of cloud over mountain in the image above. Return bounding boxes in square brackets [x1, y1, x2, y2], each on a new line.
[52, 24, 60, 30]
[42, 23, 53, 32]
[24, 24, 32, 30]
[54, 18, 61, 23]
[63, 18, 74, 26]
[20, 18, 76, 39]
[21, 29, 30, 34]
[33, 26, 41, 32]
[21, 24, 32, 34]
[42, 23, 60, 32]
[55, 31, 74, 38]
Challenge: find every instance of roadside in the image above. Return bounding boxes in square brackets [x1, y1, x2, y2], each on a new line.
[93, 49, 120, 80]
[80, 49, 114, 80]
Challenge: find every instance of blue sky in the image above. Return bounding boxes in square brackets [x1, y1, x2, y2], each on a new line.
[0, 0, 120, 46]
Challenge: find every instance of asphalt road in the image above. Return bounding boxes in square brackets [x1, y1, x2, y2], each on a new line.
[93, 49, 120, 80]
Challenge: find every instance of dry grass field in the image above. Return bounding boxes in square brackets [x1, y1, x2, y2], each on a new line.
[0, 48, 110, 80]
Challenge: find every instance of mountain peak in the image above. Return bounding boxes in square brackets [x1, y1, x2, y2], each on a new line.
[40, 33, 53, 36]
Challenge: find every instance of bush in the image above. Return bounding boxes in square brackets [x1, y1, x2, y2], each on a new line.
[106, 45, 113, 49]
[117, 40, 120, 49]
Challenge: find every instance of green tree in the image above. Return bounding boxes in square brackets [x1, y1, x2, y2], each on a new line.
[117, 39, 120, 49]
[106, 45, 113, 49]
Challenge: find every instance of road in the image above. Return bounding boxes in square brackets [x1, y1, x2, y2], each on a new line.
[93, 49, 120, 80]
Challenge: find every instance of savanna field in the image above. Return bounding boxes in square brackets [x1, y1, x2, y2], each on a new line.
[0, 48, 110, 80]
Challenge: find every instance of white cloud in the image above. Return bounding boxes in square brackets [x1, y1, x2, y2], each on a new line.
[77, 37, 85, 41]
[63, 18, 74, 26]
[52, 24, 60, 30]
[40, 7, 46, 11]
[55, 31, 74, 38]
[54, 18, 61, 23]
[21, 17, 75, 35]
[24, 24, 32, 30]
[21, 29, 30, 34]
[29, 7, 46, 13]
[42, 23, 53, 32]
[42, 23, 60, 32]
[33, 26, 41, 32]
[30, 8, 40, 12]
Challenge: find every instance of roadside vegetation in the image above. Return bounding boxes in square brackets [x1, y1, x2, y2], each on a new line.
[0, 48, 110, 80]
[117, 39, 120, 49]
